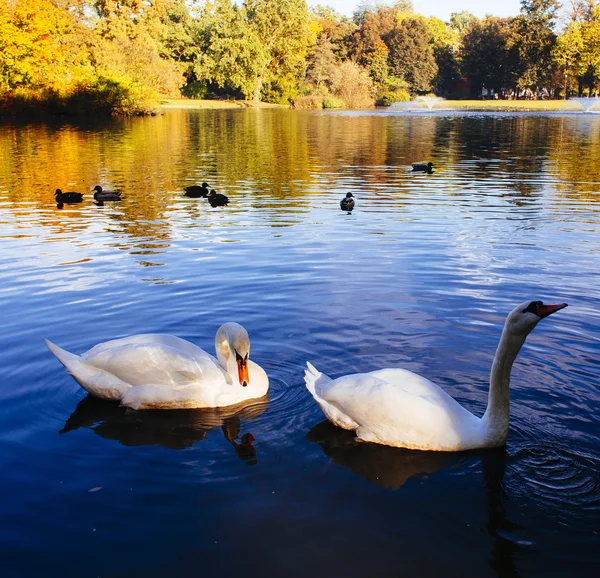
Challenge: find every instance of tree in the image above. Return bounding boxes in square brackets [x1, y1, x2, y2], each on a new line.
[0, 0, 92, 92]
[245, 0, 316, 103]
[196, 0, 315, 103]
[511, 0, 560, 92]
[305, 38, 338, 93]
[385, 15, 437, 93]
[425, 16, 460, 95]
[449, 11, 477, 35]
[193, 0, 266, 99]
[460, 16, 516, 96]
[330, 60, 375, 108]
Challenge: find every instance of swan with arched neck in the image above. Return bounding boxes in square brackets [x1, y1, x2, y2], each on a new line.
[305, 300, 567, 451]
[46, 322, 268, 409]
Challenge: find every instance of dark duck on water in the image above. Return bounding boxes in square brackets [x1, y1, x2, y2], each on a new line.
[208, 190, 229, 207]
[340, 192, 355, 211]
[92, 185, 122, 201]
[184, 182, 210, 198]
[55, 189, 83, 204]
[412, 161, 434, 173]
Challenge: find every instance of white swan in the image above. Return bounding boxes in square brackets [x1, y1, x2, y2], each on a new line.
[46, 323, 268, 410]
[304, 300, 567, 451]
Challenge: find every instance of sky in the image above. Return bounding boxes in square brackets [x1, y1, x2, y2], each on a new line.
[308, 0, 524, 21]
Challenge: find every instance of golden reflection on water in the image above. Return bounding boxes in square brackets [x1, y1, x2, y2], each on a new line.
[1, 109, 600, 243]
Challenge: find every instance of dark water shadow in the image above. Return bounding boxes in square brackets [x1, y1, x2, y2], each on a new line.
[308, 420, 521, 576]
[306, 420, 464, 490]
[61, 395, 268, 463]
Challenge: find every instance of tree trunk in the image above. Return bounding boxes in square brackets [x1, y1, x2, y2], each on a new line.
[253, 76, 263, 104]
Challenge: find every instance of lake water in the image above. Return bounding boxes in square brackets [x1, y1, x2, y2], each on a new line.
[0, 108, 599, 577]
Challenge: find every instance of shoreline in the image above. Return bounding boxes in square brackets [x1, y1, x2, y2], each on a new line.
[161, 98, 595, 113]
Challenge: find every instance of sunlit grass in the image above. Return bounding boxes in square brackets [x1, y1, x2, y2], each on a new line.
[440, 99, 583, 112]
[161, 98, 593, 113]
[160, 99, 287, 109]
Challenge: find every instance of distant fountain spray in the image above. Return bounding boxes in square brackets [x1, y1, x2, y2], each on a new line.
[390, 96, 447, 112]
[568, 97, 600, 113]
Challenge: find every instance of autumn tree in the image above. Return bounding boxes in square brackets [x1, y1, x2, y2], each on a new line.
[385, 15, 438, 93]
[511, 0, 560, 92]
[425, 16, 460, 95]
[460, 16, 517, 96]
[245, 0, 316, 103]
[196, 0, 315, 104]
[554, 1, 600, 95]
[0, 0, 92, 92]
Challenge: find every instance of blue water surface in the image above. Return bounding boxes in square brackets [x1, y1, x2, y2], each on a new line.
[0, 109, 599, 577]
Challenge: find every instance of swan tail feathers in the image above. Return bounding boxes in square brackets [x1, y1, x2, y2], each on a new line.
[45, 338, 81, 367]
[304, 362, 360, 432]
[45, 339, 130, 401]
[304, 362, 332, 399]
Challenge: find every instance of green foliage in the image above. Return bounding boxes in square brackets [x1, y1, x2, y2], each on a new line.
[385, 16, 438, 93]
[293, 94, 323, 108]
[460, 16, 516, 95]
[2, 0, 599, 114]
[511, 0, 560, 90]
[376, 89, 410, 106]
[322, 95, 345, 108]
[195, 0, 315, 104]
[330, 60, 375, 108]
[306, 38, 338, 91]
[553, 3, 600, 96]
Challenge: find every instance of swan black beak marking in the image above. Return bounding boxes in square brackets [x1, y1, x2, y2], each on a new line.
[236, 351, 249, 387]
[537, 303, 568, 317]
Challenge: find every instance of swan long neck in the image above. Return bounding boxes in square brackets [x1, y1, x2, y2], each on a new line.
[215, 326, 236, 384]
[481, 324, 528, 442]
[214, 323, 250, 385]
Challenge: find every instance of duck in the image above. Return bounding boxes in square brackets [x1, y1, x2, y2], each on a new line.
[184, 183, 210, 198]
[412, 161, 434, 173]
[55, 189, 83, 204]
[208, 189, 229, 207]
[92, 185, 122, 201]
[304, 300, 567, 451]
[46, 322, 269, 410]
[340, 192, 355, 211]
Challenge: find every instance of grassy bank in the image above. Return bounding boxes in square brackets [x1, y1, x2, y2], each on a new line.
[160, 98, 594, 113]
[416, 99, 587, 112]
[160, 99, 288, 110]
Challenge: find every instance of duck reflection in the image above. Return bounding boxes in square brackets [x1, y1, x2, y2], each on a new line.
[307, 420, 462, 490]
[60, 395, 267, 462]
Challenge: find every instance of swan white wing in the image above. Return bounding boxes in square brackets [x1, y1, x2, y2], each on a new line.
[83, 334, 211, 362]
[319, 370, 481, 450]
[84, 342, 225, 388]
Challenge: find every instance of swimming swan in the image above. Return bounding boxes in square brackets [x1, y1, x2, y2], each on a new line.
[46, 323, 268, 410]
[305, 300, 567, 451]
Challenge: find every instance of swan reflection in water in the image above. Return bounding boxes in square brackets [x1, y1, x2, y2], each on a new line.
[307, 420, 463, 490]
[61, 395, 269, 463]
[308, 420, 520, 575]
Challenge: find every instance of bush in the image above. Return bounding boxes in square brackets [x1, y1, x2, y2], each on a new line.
[322, 96, 345, 109]
[0, 77, 158, 117]
[376, 88, 411, 106]
[330, 61, 375, 109]
[293, 95, 323, 109]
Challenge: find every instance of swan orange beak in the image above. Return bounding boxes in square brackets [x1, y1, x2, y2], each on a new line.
[236, 354, 249, 387]
[537, 303, 568, 317]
